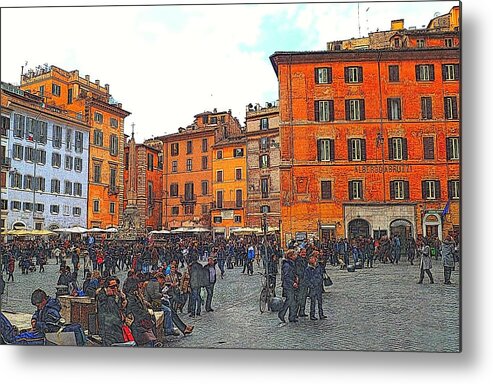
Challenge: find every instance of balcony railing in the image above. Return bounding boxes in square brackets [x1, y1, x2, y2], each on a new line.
[180, 194, 197, 204]
[210, 200, 245, 210]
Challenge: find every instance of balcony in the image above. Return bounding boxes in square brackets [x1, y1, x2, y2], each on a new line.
[180, 194, 197, 204]
[108, 186, 119, 196]
[210, 200, 245, 210]
[1, 157, 11, 168]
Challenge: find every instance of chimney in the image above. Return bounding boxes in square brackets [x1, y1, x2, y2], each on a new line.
[105, 84, 110, 92]
[391, 19, 404, 31]
[95, 80, 100, 86]
[85, 75, 90, 81]
[74, 70, 79, 77]
[117, 103, 122, 108]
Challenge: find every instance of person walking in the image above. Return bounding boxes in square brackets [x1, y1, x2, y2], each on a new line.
[188, 255, 203, 318]
[7, 255, 15, 282]
[417, 238, 434, 284]
[278, 249, 298, 323]
[203, 257, 217, 312]
[441, 234, 456, 285]
[295, 248, 309, 318]
[305, 251, 327, 320]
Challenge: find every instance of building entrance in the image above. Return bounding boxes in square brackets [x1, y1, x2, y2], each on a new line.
[390, 219, 413, 258]
[348, 219, 370, 239]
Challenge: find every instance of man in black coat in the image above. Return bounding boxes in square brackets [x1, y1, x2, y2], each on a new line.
[295, 248, 309, 317]
[278, 250, 298, 323]
[96, 277, 126, 346]
[203, 257, 217, 312]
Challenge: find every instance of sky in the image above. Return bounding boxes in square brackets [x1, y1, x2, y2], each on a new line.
[1, 0, 458, 142]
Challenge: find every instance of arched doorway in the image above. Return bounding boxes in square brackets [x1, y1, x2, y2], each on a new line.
[348, 219, 370, 239]
[422, 213, 442, 241]
[12, 221, 26, 230]
[390, 219, 413, 258]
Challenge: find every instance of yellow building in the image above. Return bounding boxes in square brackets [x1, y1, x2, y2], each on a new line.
[211, 136, 247, 239]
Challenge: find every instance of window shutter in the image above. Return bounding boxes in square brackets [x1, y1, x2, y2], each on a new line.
[404, 181, 410, 200]
[390, 181, 395, 199]
[315, 68, 319, 84]
[344, 67, 349, 83]
[328, 68, 333, 83]
[314, 101, 320, 122]
[387, 98, 392, 119]
[455, 64, 460, 80]
[397, 99, 402, 120]
[358, 67, 363, 82]
[328, 181, 332, 199]
[348, 181, 353, 200]
[423, 137, 434, 160]
[345, 100, 350, 120]
[421, 97, 426, 119]
[360, 99, 366, 120]
[422, 180, 427, 200]
[317, 140, 321, 161]
[328, 100, 334, 121]
[451, 97, 458, 119]
[444, 98, 450, 119]
[436, 180, 441, 199]
[446, 138, 451, 160]
[430, 65, 435, 81]
[259, 156, 262, 168]
[402, 138, 408, 160]
[415, 65, 420, 81]
[347, 139, 352, 161]
[388, 138, 394, 160]
[361, 139, 366, 161]
[442, 64, 446, 81]
[448, 180, 452, 199]
[329, 139, 335, 161]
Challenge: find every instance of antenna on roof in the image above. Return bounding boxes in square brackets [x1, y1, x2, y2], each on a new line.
[358, 3, 361, 38]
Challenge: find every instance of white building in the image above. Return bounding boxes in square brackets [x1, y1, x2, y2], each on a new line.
[1, 82, 90, 231]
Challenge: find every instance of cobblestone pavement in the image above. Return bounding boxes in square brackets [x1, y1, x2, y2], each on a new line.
[1, 258, 460, 352]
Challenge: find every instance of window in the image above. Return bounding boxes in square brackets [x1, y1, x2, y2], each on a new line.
[388, 65, 400, 82]
[51, 179, 60, 194]
[445, 38, 453, 47]
[38, 121, 48, 144]
[171, 207, 179, 216]
[73, 207, 81, 216]
[24, 175, 33, 190]
[348, 138, 366, 161]
[23, 202, 34, 212]
[201, 204, 209, 214]
[261, 178, 269, 198]
[110, 134, 119, 156]
[186, 158, 192, 172]
[349, 180, 363, 200]
[260, 137, 269, 151]
[93, 163, 101, 183]
[210, 117, 218, 124]
[94, 112, 103, 123]
[67, 88, 73, 104]
[259, 154, 270, 169]
[448, 180, 460, 199]
[186, 140, 193, 154]
[39, 85, 45, 97]
[416, 39, 425, 48]
[444, 96, 458, 120]
[442, 64, 459, 81]
[415, 64, 435, 81]
[110, 118, 118, 128]
[235, 168, 242, 180]
[393, 37, 401, 48]
[345, 66, 363, 83]
[36, 149, 46, 165]
[147, 153, 154, 171]
[11, 201, 21, 211]
[64, 180, 73, 195]
[213, 216, 222, 224]
[0, 172, 4, 188]
[157, 154, 163, 170]
[315, 100, 334, 122]
[75, 131, 83, 153]
[317, 139, 334, 162]
[74, 157, 82, 172]
[217, 170, 223, 182]
[184, 183, 194, 201]
[235, 189, 243, 208]
[184, 205, 194, 215]
[109, 202, 116, 215]
[74, 182, 82, 197]
[35, 176, 45, 192]
[234, 148, 244, 157]
[170, 183, 179, 197]
[201, 156, 208, 170]
[234, 216, 242, 223]
[321, 180, 332, 200]
[13, 114, 25, 138]
[35, 203, 44, 213]
[171, 161, 177, 173]
[421, 97, 432, 120]
[66, 129, 72, 150]
[202, 138, 208, 152]
[388, 138, 408, 160]
[50, 204, 59, 214]
[25, 117, 36, 141]
[1, 115, 10, 136]
[423, 137, 435, 160]
[201, 181, 208, 196]
[260, 118, 269, 130]
[93, 200, 100, 213]
[390, 180, 409, 200]
[53, 125, 62, 148]
[345, 99, 365, 121]
[65, 155, 73, 170]
[446, 137, 460, 160]
[109, 168, 117, 189]
[261, 205, 270, 213]
[315, 67, 332, 84]
[171, 143, 179, 156]
[217, 150, 223, 159]
[216, 191, 223, 209]
[11, 172, 22, 189]
[422, 180, 440, 200]
[13, 144, 23, 160]
[52, 83, 61, 96]
[202, 115, 209, 124]
[387, 98, 402, 120]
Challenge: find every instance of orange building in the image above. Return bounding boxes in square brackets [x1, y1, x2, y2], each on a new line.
[154, 109, 243, 229]
[19, 65, 131, 229]
[211, 136, 247, 239]
[270, 34, 460, 246]
[124, 130, 163, 232]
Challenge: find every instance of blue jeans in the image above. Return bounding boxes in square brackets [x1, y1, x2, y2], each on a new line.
[161, 305, 173, 334]
[205, 284, 214, 311]
[190, 287, 202, 316]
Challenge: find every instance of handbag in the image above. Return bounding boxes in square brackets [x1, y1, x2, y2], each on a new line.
[323, 273, 333, 287]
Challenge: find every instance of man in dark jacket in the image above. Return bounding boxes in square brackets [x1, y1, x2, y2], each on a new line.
[203, 257, 217, 312]
[295, 248, 309, 317]
[304, 252, 327, 320]
[96, 277, 126, 346]
[278, 250, 298, 323]
[189, 256, 204, 317]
